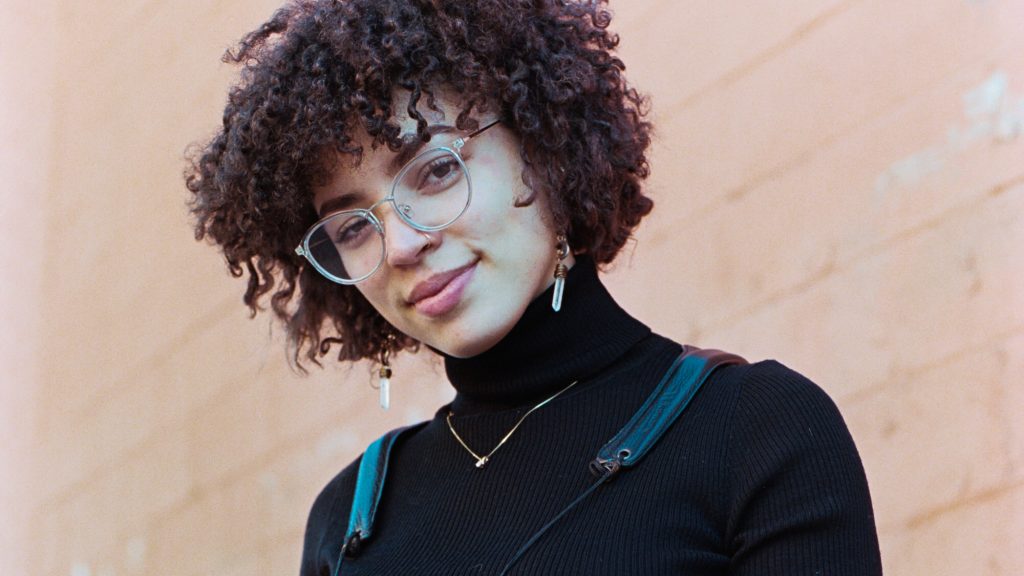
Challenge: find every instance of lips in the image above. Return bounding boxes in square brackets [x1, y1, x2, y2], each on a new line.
[407, 261, 478, 317]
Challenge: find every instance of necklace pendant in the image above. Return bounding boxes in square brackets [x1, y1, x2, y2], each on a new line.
[446, 379, 580, 472]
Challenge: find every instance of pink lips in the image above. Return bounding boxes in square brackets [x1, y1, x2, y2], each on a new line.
[407, 261, 478, 317]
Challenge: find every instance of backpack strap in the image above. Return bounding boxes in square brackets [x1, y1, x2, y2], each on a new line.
[590, 345, 747, 475]
[333, 422, 426, 575]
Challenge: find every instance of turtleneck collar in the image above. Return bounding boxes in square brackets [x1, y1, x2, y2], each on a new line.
[443, 256, 651, 415]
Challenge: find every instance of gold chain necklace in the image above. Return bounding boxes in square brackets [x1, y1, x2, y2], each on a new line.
[446, 379, 579, 469]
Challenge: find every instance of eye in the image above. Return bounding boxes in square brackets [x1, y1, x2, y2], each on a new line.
[333, 217, 373, 246]
[411, 154, 463, 194]
[430, 159, 458, 179]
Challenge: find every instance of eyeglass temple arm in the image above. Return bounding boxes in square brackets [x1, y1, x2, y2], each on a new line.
[457, 119, 501, 148]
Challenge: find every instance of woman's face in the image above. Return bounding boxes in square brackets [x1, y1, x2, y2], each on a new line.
[313, 94, 574, 358]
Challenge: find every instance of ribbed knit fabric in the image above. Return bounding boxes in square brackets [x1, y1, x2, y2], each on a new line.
[301, 259, 883, 575]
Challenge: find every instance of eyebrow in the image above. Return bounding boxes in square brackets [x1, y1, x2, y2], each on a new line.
[317, 124, 459, 217]
[389, 124, 457, 173]
[318, 191, 365, 217]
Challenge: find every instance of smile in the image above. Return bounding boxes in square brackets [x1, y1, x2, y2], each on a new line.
[407, 261, 478, 318]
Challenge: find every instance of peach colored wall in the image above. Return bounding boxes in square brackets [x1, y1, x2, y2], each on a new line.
[1, 1, 55, 575]
[2, 1, 1021, 575]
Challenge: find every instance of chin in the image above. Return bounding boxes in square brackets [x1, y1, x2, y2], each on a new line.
[429, 307, 521, 358]
[434, 329, 506, 359]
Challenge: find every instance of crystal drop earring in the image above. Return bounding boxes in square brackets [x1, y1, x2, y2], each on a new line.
[552, 235, 570, 312]
[375, 334, 394, 410]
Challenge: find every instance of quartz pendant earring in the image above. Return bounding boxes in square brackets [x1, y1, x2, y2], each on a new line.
[376, 335, 394, 410]
[378, 364, 391, 411]
[552, 235, 570, 312]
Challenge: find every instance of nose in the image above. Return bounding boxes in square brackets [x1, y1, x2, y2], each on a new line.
[381, 208, 437, 267]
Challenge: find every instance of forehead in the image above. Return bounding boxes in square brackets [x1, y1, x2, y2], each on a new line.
[377, 85, 476, 142]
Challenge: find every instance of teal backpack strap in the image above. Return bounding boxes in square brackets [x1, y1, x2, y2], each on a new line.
[332, 422, 426, 575]
[590, 345, 747, 475]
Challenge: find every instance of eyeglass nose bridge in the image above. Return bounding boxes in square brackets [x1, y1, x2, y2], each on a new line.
[362, 193, 420, 236]
[364, 203, 443, 274]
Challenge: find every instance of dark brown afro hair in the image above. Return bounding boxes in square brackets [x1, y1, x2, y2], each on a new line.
[185, 0, 653, 368]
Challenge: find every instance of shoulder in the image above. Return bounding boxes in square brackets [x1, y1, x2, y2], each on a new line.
[301, 421, 430, 574]
[307, 454, 361, 531]
[708, 359, 882, 569]
[687, 355, 862, 481]
[720, 358, 870, 513]
[686, 354, 845, 426]
[727, 359, 853, 448]
[301, 453, 362, 575]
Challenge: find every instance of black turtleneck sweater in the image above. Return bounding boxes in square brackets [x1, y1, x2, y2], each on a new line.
[301, 260, 882, 575]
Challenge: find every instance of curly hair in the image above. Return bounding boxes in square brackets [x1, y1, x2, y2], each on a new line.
[185, 0, 653, 367]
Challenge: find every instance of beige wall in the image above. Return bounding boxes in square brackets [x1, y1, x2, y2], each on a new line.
[1, 1, 55, 575]
[1, 1, 1021, 574]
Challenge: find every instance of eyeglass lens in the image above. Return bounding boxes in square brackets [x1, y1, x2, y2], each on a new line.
[304, 148, 470, 282]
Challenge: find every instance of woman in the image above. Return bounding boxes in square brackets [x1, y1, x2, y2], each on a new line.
[186, 0, 883, 574]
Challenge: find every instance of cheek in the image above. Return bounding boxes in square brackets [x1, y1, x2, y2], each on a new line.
[449, 193, 509, 245]
[461, 155, 536, 230]
[460, 178, 552, 241]
[458, 202, 548, 256]
[353, 275, 392, 314]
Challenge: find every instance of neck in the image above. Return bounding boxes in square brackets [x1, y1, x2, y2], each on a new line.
[443, 256, 650, 415]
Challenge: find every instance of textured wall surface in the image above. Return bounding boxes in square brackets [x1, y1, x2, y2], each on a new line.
[1, 2, 55, 575]
[1, 1, 1022, 574]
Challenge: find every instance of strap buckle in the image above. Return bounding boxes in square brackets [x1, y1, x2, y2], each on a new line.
[588, 454, 625, 479]
[343, 531, 363, 558]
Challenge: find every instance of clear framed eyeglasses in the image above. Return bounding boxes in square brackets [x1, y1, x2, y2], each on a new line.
[295, 119, 500, 284]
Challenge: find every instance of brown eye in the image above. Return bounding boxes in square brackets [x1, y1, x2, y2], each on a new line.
[415, 156, 462, 194]
[334, 217, 372, 246]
